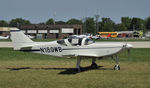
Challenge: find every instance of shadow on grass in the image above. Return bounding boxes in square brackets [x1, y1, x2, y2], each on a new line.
[59, 66, 113, 75]
[7, 66, 113, 74]
[7, 67, 67, 71]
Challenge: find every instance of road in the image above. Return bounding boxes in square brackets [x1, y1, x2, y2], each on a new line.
[127, 42, 150, 48]
[0, 42, 150, 48]
[0, 42, 13, 48]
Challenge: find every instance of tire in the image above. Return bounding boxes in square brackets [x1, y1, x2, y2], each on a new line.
[91, 63, 98, 69]
[114, 65, 120, 70]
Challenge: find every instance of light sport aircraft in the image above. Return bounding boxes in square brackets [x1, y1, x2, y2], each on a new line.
[0, 35, 9, 40]
[10, 28, 133, 72]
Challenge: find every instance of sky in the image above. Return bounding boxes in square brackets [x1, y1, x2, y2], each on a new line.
[0, 0, 150, 24]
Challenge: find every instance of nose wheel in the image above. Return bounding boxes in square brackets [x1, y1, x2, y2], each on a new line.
[113, 55, 120, 70]
[114, 64, 120, 70]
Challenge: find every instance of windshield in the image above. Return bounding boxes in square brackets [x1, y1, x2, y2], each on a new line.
[84, 38, 95, 45]
[57, 39, 67, 46]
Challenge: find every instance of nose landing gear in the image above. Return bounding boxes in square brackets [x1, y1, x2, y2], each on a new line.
[113, 55, 120, 70]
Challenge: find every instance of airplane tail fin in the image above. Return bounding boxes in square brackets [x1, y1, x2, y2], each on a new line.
[10, 28, 34, 50]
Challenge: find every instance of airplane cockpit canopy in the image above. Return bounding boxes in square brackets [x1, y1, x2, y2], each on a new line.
[57, 38, 95, 46]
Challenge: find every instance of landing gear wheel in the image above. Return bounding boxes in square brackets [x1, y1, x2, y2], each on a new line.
[76, 66, 82, 72]
[91, 63, 98, 69]
[114, 65, 120, 70]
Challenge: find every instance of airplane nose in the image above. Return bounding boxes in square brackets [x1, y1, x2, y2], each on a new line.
[126, 43, 133, 48]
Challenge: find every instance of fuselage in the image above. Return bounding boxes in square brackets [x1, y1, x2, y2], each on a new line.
[27, 40, 128, 58]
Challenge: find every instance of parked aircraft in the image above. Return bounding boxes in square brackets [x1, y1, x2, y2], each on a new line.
[10, 28, 133, 72]
[0, 35, 9, 40]
[68, 34, 91, 39]
[26, 35, 35, 39]
[68, 34, 99, 39]
[144, 33, 150, 38]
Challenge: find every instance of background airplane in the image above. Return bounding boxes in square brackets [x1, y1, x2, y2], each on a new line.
[10, 28, 133, 72]
[0, 35, 9, 40]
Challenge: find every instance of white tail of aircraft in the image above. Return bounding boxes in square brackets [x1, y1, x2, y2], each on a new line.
[10, 28, 34, 50]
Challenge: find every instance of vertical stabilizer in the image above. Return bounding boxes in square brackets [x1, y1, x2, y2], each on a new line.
[10, 28, 34, 50]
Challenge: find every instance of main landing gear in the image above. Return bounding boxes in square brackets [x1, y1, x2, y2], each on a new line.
[76, 57, 98, 72]
[76, 55, 120, 72]
[76, 57, 81, 72]
[113, 55, 120, 70]
[90, 58, 98, 69]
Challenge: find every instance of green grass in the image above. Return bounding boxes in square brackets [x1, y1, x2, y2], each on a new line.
[0, 48, 150, 88]
[119, 48, 150, 61]
[0, 39, 11, 42]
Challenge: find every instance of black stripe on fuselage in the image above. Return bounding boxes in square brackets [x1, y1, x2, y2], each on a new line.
[20, 47, 122, 52]
[20, 49, 40, 52]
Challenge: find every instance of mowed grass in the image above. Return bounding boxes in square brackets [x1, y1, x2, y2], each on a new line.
[0, 48, 150, 88]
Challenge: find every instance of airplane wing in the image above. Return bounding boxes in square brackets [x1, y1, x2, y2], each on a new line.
[62, 54, 77, 57]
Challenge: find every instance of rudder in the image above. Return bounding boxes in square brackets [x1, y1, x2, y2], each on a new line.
[10, 28, 34, 50]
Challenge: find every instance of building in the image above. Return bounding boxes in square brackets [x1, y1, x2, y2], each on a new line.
[20, 24, 82, 39]
[0, 27, 10, 36]
[117, 31, 133, 38]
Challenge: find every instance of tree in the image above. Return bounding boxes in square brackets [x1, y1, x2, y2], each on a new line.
[121, 17, 132, 30]
[67, 18, 82, 24]
[55, 21, 66, 24]
[39, 22, 45, 25]
[117, 23, 128, 31]
[145, 17, 150, 30]
[0, 20, 8, 27]
[99, 18, 115, 32]
[9, 18, 31, 27]
[85, 17, 96, 33]
[130, 17, 144, 31]
[46, 18, 54, 25]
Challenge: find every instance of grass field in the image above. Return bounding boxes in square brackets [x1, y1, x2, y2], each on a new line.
[0, 48, 150, 88]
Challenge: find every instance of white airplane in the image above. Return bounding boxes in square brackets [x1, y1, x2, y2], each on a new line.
[144, 33, 150, 38]
[10, 28, 133, 72]
[68, 34, 91, 39]
[26, 35, 35, 39]
[0, 35, 9, 40]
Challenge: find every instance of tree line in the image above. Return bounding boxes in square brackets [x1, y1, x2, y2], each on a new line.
[0, 17, 150, 33]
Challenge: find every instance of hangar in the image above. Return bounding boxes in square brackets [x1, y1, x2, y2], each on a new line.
[20, 24, 82, 39]
[0, 27, 10, 37]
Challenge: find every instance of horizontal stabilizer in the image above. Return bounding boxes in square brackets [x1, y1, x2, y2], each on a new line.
[20, 46, 33, 50]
